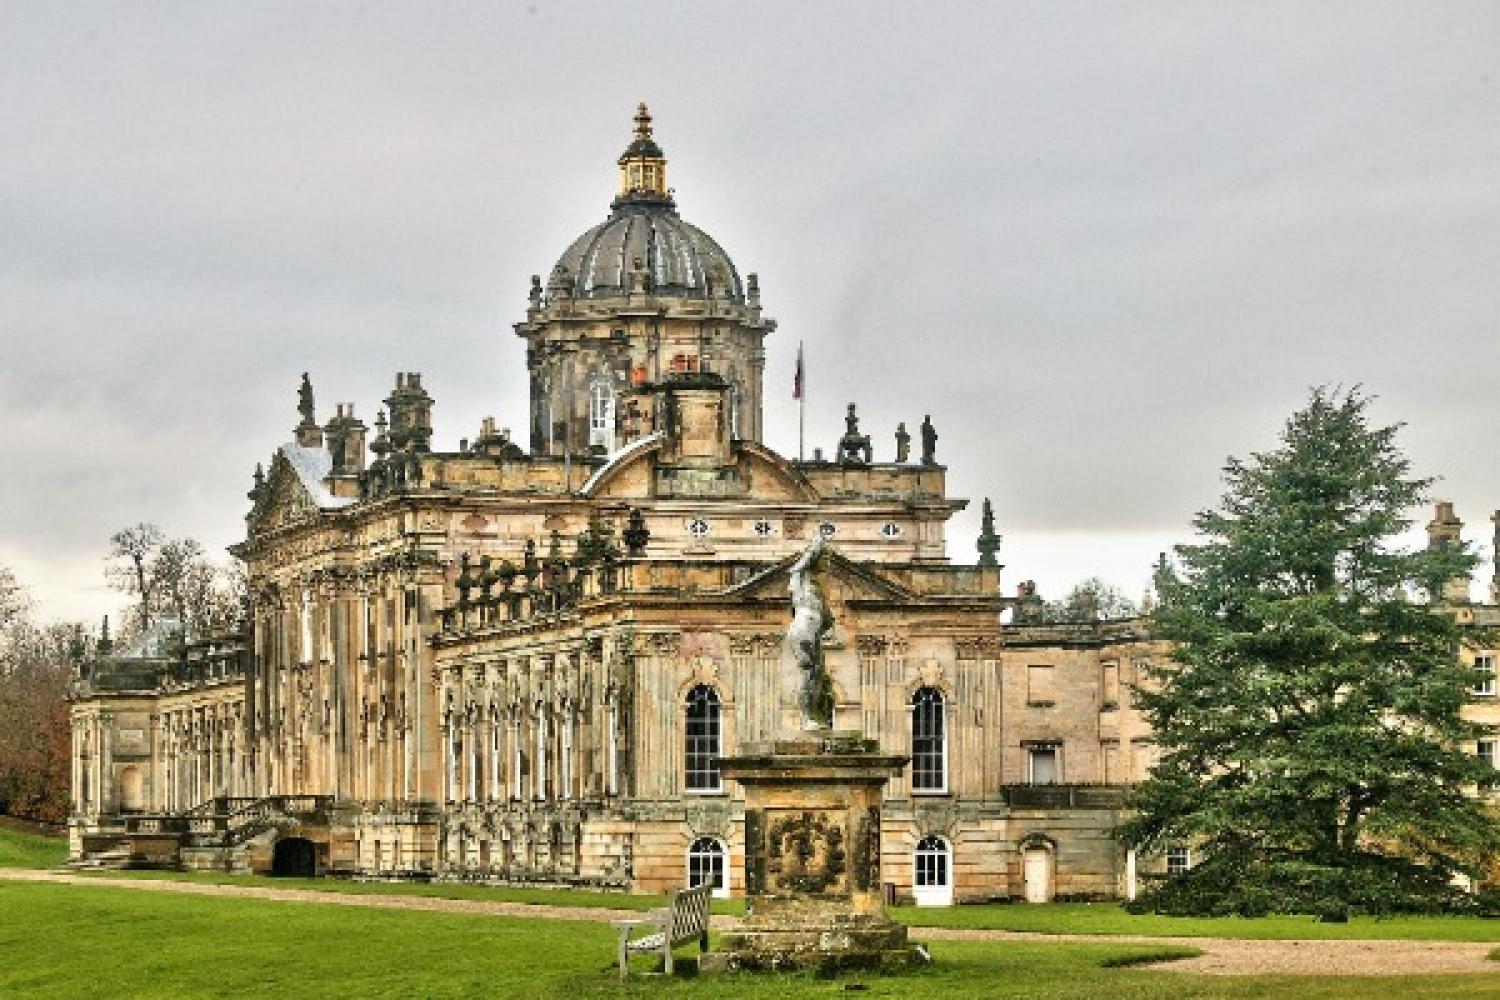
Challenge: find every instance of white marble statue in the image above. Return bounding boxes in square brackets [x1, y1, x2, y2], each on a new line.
[786, 538, 835, 729]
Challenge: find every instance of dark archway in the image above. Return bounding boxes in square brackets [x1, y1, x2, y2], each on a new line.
[271, 837, 317, 878]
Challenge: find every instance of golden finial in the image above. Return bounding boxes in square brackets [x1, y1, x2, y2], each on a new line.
[616, 102, 669, 203]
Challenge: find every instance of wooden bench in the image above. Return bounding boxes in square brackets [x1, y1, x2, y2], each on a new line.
[612, 884, 713, 978]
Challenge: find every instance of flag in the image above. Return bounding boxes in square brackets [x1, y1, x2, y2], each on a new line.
[793, 342, 804, 400]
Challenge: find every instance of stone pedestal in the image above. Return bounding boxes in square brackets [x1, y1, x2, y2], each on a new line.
[703, 732, 924, 972]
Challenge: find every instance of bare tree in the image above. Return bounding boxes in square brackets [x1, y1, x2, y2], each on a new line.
[0, 565, 30, 638]
[150, 537, 204, 630]
[106, 526, 244, 643]
[107, 523, 164, 635]
[1044, 576, 1139, 623]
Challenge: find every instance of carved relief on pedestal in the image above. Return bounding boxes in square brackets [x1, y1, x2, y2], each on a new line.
[851, 806, 881, 892]
[765, 810, 847, 895]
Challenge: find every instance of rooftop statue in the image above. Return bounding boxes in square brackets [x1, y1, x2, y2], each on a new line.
[920, 414, 938, 466]
[786, 537, 835, 730]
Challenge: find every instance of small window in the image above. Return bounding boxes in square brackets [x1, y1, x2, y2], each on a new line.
[817, 522, 838, 539]
[688, 837, 727, 898]
[1473, 654, 1496, 697]
[1028, 744, 1060, 784]
[687, 518, 711, 540]
[911, 687, 947, 792]
[914, 835, 949, 888]
[753, 520, 775, 538]
[684, 685, 722, 792]
[880, 522, 902, 538]
[588, 380, 616, 449]
[1478, 740, 1498, 769]
[1166, 845, 1191, 875]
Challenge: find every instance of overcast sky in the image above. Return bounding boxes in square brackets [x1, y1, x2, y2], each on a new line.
[3, 1, 1498, 624]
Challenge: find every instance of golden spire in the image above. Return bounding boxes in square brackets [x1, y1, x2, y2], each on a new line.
[617, 102, 670, 203]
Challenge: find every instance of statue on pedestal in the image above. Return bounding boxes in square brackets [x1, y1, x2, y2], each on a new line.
[786, 538, 835, 730]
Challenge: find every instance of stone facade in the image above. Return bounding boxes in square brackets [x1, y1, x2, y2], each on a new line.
[68, 108, 1500, 903]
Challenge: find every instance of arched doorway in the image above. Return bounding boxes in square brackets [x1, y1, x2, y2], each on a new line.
[271, 837, 317, 878]
[118, 766, 144, 812]
[913, 835, 953, 906]
[1022, 844, 1053, 903]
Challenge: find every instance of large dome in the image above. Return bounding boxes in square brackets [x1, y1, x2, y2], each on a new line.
[545, 103, 744, 304]
[551, 203, 744, 302]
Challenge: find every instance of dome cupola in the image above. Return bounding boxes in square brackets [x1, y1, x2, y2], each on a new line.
[547, 104, 744, 303]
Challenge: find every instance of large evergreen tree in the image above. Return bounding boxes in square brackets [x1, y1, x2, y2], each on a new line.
[1124, 388, 1500, 917]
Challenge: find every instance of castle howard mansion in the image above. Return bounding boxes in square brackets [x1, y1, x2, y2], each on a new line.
[67, 109, 1500, 905]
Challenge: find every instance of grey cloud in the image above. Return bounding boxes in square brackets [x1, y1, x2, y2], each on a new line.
[2, 1, 1498, 620]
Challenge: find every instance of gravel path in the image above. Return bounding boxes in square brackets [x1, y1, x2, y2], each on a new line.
[4, 868, 1495, 977]
[915, 925, 1498, 976]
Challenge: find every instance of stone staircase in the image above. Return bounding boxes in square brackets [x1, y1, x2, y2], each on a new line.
[71, 795, 334, 871]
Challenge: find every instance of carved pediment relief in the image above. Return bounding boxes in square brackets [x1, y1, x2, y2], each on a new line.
[250, 453, 320, 535]
[726, 547, 916, 604]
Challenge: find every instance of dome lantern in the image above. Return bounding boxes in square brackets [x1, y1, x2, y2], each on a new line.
[617, 102, 671, 205]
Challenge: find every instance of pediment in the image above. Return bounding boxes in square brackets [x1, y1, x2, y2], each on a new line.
[249, 452, 320, 535]
[726, 547, 915, 603]
[582, 435, 819, 503]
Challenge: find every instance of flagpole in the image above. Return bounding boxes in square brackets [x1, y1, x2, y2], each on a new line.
[797, 341, 805, 462]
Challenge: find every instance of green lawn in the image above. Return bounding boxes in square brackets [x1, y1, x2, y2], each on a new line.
[11, 824, 1500, 947]
[0, 822, 67, 870]
[5, 879, 1499, 999]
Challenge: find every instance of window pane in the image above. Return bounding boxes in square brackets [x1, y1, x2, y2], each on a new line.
[684, 686, 721, 791]
[1030, 746, 1058, 784]
[911, 688, 946, 791]
[915, 835, 949, 887]
[688, 837, 725, 889]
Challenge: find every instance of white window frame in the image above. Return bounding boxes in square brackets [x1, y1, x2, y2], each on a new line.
[1027, 743, 1062, 785]
[561, 712, 574, 800]
[687, 837, 730, 899]
[1473, 653, 1496, 697]
[684, 685, 723, 793]
[913, 835, 952, 906]
[1477, 739, 1498, 770]
[1166, 845, 1192, 876]
[607, 700, 619, 796]
[588, 379, 615, 449]
[910, 687, 948, 794]
[535, 710, 548, 801]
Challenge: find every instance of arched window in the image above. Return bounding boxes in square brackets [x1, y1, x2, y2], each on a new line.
[684, 685, 722, 792]
[589, 379, 615, 449]
[729, 383, 743, 439]
[914, 835, 952, 906]
[688, 836, 728, 898]
[911, 687, 947, 792]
